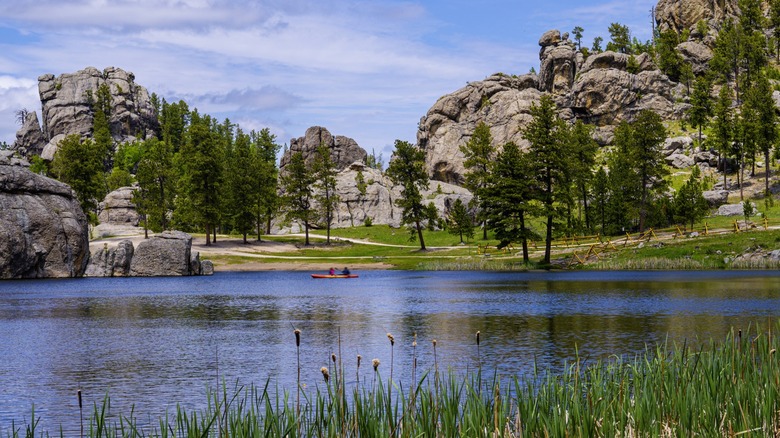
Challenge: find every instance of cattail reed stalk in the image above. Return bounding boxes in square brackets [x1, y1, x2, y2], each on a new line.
[321, 366, 330, 383]
[372, 358, 380, 391]
[294, 328, 301, 420]
[78, 389, 83, 438]
[387, 333, 395, 386]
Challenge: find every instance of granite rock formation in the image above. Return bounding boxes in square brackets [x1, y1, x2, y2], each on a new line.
[129, 231, 198, 277]
[280, 126, 368, 173]
[0, 163, 90, 279]
[98, 186, 140, 226]
[11, 66, 158, 159]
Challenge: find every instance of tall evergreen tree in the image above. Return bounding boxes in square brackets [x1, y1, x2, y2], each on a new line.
[313, 145, 340, 244]
[656, 29, 684, 82]
[175, 111, 224, 245]
[525, 95, 569, 264]
[386, 140, 433, 250]
[592, 166, 609, 235]
[483, 142, 538, 264]
[459, 121, 495, 239]
[711, 86, 735, 188]
[567, 120, 599, 232]
[673, 165, 709, 230]
[606, 23, 631, 54]
[252, 128, 281, 238]
[687, 76, 714, 147]
[226, 129, 257, 243]
[135, 137, 175, 235]
[744, 73, 778, 201]
[50, 134, 107, 222]
[446, 198, 474, 244]
[280, 152, 315, 246]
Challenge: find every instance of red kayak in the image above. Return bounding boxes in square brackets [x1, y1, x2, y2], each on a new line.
[311, 274, 359, 279]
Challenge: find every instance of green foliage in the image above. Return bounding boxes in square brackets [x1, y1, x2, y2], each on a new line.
[355, 170, 367, 196]
[626, 55, 640, 74]
[366, 148, 384, 170]
[135, 137, 175, 232]
[695, 20, 708, 40]
[280, 152, 315, 245]
[91, 84, 113, 166]
[363, 216, 373, 227]
[743, 73, 778, 198]
[572, 26, 584, 50]
[591, 36, 603, 53]
[106, 167, 133, 192]
[50, 134, 107, 221]
[606, 22, 630, 54]
[113, 140, 145, 173]
[28, 155, 48, 175]
[567, 120, 599, 233]
[743, 200, 756, 222]
[459, 121, 495, 239]
[446, 198, 474, 243]
[251, 128, 282, 237]
[673, 165, 709, 230]
[313, 144, 340, 243]
[483, 142, 538, 263]
[656, 29, 684, 82]
[386, 139, 431, 250]
[687, 76, 713, 145]
[225, 129, 258, 243]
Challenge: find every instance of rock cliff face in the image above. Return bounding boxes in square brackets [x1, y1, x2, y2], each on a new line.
[655, 0, 738, 35]
[11, 66, 158, 159]
[98, 186, 140, 226]
[129, 231, 199, 277]
[0, 162, 90, 279]
[280, 126, 368, 173]
[417, 73, 542, 184]
[418, 28, 687, 183]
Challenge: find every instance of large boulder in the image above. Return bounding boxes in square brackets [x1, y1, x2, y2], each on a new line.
[0, 164, 90, 278]
[13, 66, 158, 160]
[129, 231, 196, 276]
[703, 190, 729, 207]
[84, 240, 134, 277]
[666, 153, 695, 169]
[417, 73, 542, 184]
[716, 202, 755, 217]
[280, 126, 367, 173]
[677, 41, 713, 75]
[98, 186, 139, 226]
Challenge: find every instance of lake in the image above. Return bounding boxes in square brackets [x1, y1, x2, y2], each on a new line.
[2, 270, 780, 434]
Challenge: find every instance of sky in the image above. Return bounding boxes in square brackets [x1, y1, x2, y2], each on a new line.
[0, 0, 657, 159]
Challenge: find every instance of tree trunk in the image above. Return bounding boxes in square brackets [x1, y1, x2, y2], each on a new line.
[243, 231, 247, 244]
[213, 226, 217, 243]
[206, 224, 211, 246]
[520, 211, 529, 265]
[416, 220, 426, 250]
[304, 221, 310, 246]
[543, 213, 553, 265]
[482, 220, 487, 240]
[766, 149, 771, 199]
[256, 210, 262, 242]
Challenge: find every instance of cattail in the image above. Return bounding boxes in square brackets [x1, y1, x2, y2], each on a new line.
[771, 349, 777, 355]
[387, 333, 394, 346]
[294, 328, 301, 347]
[331, 353, 337, 363]
[476, 331, 481, 346]
[321, 367, 330, 383]
[432, 339, 437, 347]
[413, 332, 417, 348]
[372, 358, 380, 371]
[357, 354, 362, 368]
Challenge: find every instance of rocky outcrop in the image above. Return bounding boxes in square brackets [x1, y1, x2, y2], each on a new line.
[12, 66, 158, 159]
[677, 41, 713, 75]
[0, 164, 90, 279]
[716, 202, 755, 217]
[703, 190, 729, 207]
[129, 231, 198, 276]
[417, 73, 542, 183]
[538, 30, 579, 95]
[280, 126, 368, 173]
[86, 232, 213, 277]
[85, 240, 134, 277]
[13, 112, 46, 158]
[655, 0, 737, 35]
[98, 186, 139, 226]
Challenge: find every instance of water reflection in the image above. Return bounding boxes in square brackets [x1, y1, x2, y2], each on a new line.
[1, 270, 780, 433]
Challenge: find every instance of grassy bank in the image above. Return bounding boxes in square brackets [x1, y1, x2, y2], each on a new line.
[9, 326, 780, 437]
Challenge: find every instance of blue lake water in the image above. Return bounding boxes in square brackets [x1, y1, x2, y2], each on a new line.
[1, 270, 780, 434]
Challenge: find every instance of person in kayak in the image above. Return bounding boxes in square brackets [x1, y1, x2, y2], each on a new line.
[341, 267, 350, 275]
[329, 267, 335, 275]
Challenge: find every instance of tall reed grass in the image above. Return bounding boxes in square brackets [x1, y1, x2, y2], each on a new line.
[7, 326, 780, 437]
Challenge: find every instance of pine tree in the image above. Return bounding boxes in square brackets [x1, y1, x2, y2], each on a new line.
[625, 110, 668, 232]
[607, 23, 631, 54]
[744, 74, 778, 201]
[459, 121, 495, 239]
[446, 198, 474, 244]
[252, 128, 281, 238]
[687, 76, 713, 148]
[673, 166, 709, 230]
[50, 134, 107, 222]
[313, 144, 340, 244]
[386, 140, 432, 250]
[572, 26, 584, 50]
[226, 129, 257, 243]
[592, 166, 609, 235]
[567, 120, 599, 232]
[483, 142, 538, 263]
[525, 95, 569, 264]
[711, 86, 735, 189]
[135, 137, 175, 235]
[280, 152, 315, 246]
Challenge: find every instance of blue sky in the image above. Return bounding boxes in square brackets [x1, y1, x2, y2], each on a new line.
[0, 0, 656, 158]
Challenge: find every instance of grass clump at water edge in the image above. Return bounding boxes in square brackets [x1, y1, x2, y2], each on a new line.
[8, 325, 780, 437]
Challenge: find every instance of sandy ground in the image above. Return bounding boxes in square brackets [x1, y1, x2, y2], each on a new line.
[89, 226, 394, 272]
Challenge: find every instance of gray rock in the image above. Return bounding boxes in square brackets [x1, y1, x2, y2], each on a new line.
[664, 136, 693, 155]
[11, 111, 46, 157]
[85, 244, 115, 277]
[666, 153, 695, 169]
[417, 73, 542, 183]
[769, 250, 780, 261]
[703, 190, 729, 207]
[538, 29, 562, 47]
[280, 126, 367, 173]
[716, 202, 755, 217]
[201, 260, 214, 275]
[98, 186, 139, 226]
[676, 41, 713, 75]
[129, 231, 194, 276]
[40, 134, 67, 161]
[190, 251, 201, 275]
[538, 32, 578, 95]
[0, 164, 90, 278]
[655, 0, 737, 34]
[37, 67, 158, 147]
